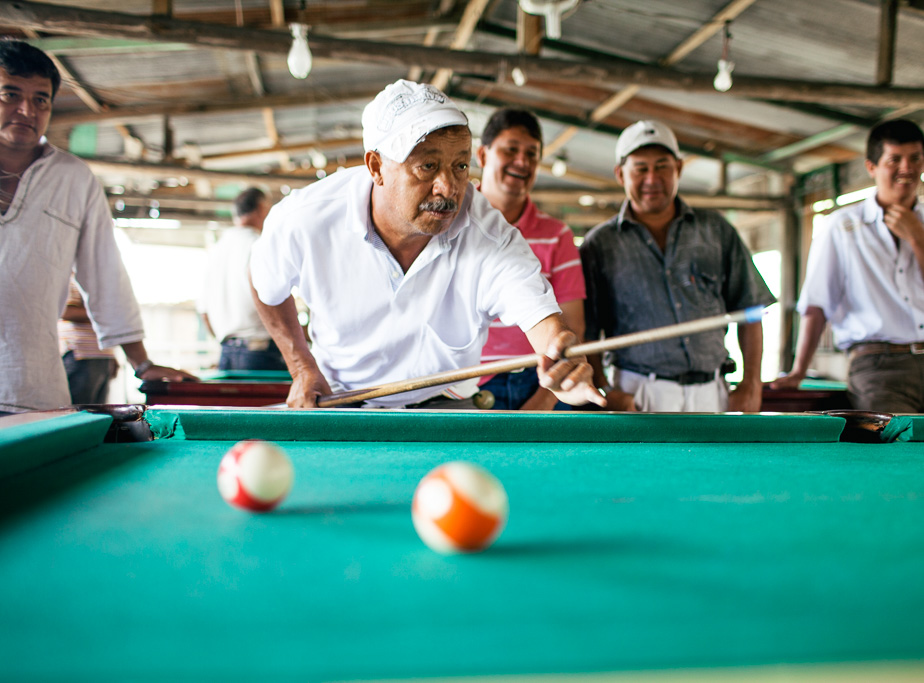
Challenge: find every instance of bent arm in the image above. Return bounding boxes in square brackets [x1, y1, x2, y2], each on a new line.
[519, 300, 586, 411]
[249, 276, 331, 408]
[770, 306, 827, 389]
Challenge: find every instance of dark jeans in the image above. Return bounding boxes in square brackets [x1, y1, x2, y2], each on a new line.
[219, 339, 287, 371]
[479, 368, 571, 411]
[848, 352, 924, 413]
[62, 351, 119, 405]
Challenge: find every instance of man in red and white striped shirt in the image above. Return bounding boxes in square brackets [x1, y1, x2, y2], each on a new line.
[476, 109, 586, 410]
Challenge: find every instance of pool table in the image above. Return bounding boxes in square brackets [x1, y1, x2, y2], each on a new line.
[1, 408, 923, 681]
[140, 369, 292, 407]
[143, 371, 852, 412]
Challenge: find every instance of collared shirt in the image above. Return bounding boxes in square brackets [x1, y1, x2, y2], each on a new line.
[480, 196, 585, 361]
[797, 195, 924, 349]
[0, 144, 143, 412]
[250, 166, 559, 407]
[580, 198, 775, 377]
[197, 226, 270, 343]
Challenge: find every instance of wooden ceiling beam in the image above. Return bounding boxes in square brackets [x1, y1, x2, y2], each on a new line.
[877, 0, 899, 87]
[544, 0, 758, 159]
[47, 87, 382, 128]
[6, 0, 924, 107]
[431, 0, 493, 92]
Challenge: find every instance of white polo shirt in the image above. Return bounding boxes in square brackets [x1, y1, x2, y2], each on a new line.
[250, 166, 559, 407]
[197, 226, 269, 343]
[798, 195, 924, 349]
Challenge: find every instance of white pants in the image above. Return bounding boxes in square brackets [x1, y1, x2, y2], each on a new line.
[617, 369, 729, 412]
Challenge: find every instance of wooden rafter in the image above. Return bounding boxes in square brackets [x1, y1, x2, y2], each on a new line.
[544, 0, 759, 159]
[6, 0, 924, 107]
[430, 0, 493, 92]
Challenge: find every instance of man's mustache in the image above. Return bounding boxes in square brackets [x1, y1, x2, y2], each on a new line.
[419, 198, 458, 212]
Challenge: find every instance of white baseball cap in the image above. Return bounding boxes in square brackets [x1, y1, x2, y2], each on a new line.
[615, 120, 680, 164]
[362, 79, 470, 163]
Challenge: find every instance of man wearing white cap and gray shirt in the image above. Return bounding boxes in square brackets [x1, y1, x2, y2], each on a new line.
[580, 120, 775, 412]
[248, 79, 605, 410]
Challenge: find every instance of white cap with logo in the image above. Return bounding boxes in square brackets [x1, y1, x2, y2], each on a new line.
[615, 120, 680, 165]
[362, 79, 470, 163]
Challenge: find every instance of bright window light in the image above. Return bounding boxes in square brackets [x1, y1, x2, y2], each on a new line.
[835, 186, 875, 206]
[114, 218, 181, 230]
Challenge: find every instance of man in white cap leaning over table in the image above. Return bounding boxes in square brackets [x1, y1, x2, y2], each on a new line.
[248, 79, 605, 410]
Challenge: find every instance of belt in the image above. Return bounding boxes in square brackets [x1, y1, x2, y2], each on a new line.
[622, 366, 718, 385]
[222, 337, 273, 351]
[849, 341, 924, 359]
[654, 370, 716, 385]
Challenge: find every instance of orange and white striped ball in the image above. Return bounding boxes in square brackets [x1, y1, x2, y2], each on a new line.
[217, 440, 294, 512]
[412, 461, 508, 554]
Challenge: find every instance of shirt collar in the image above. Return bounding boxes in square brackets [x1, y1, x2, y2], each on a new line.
[860, 193, 924, 224]
[615, 196, 691, 231]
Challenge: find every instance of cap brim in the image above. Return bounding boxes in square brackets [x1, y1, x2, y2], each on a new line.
[376, 109, 469, 163]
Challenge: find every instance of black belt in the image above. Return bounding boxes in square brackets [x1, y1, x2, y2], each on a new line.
[657, 370, 716, 385]
[625, 368, 717, 385]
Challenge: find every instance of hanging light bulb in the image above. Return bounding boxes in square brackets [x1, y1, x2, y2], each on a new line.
[551, 156, 567, 178]
[309, 148, 327, 169]
[714, 59, 734, 92]
[518, 0, 581, 40]
[287, 23, 312, 79]
[511, 66, 527, 87]
[713, 21, 733, 92]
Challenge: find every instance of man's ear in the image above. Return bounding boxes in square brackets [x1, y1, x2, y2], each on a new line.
[864, 158, 877, 179]
[366, 150, 385, 185]
[614, 164, 625, 187]
[475, 145, 488, 169]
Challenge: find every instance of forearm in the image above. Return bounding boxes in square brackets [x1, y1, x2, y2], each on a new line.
[250, 289, 317, 375]
[120, 341, 150, 370]
[789, 306, 827, 378]
[736, 322, 764, 387]
[559, 300, 585, 344]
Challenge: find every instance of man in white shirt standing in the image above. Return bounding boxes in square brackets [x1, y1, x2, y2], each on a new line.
[249, 79, 605, 410]
[0, 40, 193, 415]
[773, 119, 924, 412]
[198, 187, 286, 371]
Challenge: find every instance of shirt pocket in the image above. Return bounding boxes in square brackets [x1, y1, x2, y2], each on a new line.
[418, 320, 485, 376]
[677, 257, 724, 316]
[41, 205, 81, 267]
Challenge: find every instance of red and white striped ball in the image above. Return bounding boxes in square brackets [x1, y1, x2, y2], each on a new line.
[217, 440, 294, 512]
[412, 461, 508, 554]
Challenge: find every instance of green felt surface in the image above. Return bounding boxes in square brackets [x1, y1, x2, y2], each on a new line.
[197, 369, 292, 381]
[798, 379, 848, 391]
[1, 411, 923, 681]
[153, 409, 848, 443]
[0, 412, 112, 478]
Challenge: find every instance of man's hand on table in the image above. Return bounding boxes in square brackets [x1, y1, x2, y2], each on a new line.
[287, 366, 333, 408]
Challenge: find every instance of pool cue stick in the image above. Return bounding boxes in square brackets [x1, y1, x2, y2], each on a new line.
[316, 306, 765, 408]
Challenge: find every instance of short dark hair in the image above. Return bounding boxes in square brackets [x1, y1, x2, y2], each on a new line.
[0, 40, 61, 98]
[481, 108, 543, 151]
[233, 187, 267, 219]
[866, 118, 924, 164]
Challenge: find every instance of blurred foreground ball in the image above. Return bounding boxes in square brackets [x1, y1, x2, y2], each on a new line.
[218, 440, 294, 512]
[412, 461, 508, 553]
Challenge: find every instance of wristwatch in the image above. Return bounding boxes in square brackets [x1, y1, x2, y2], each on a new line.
[133, 359, 154, 378]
